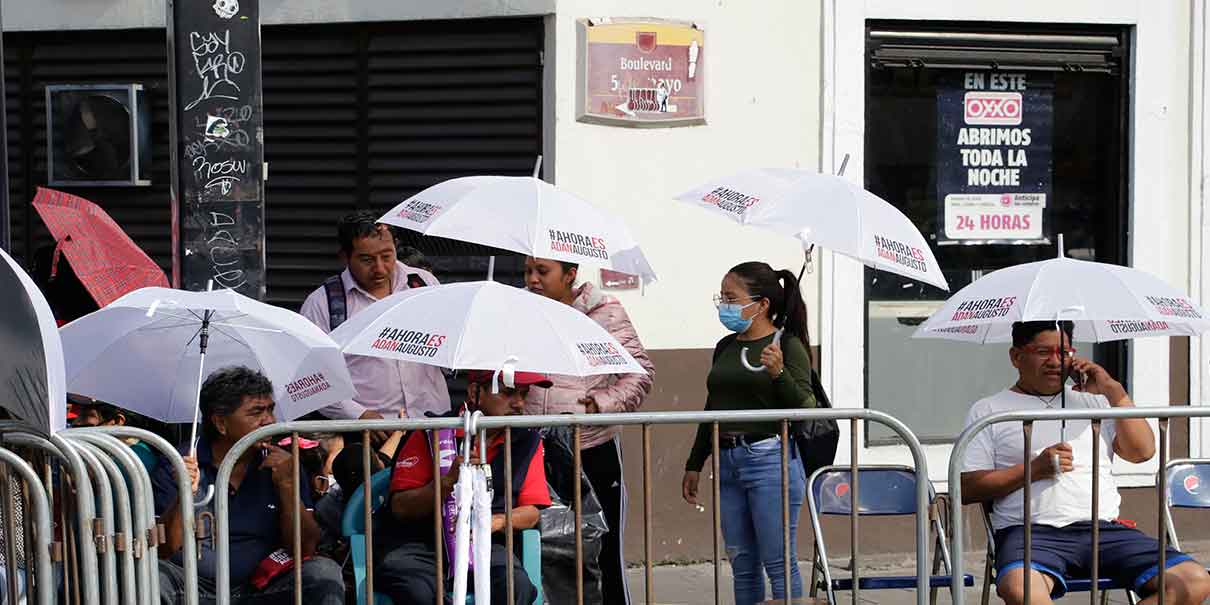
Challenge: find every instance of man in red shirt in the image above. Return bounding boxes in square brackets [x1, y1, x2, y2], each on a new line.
[376, 370, 552, 605]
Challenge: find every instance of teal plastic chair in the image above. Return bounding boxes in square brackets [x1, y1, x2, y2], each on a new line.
[341, 468, 543, 605]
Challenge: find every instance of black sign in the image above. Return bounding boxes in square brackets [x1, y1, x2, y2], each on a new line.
[936, 72, 1053, 244]
[171, 0, 265, 296]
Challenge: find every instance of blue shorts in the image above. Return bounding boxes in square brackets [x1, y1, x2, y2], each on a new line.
[994, 521, 1194, 598]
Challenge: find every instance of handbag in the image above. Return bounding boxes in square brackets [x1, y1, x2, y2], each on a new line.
[711, 333, 839, 477]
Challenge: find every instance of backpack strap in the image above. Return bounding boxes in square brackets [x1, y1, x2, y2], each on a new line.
[323, 275, 348, 331]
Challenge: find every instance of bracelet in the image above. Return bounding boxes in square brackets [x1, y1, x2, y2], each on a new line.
[771, 368, 784, 380]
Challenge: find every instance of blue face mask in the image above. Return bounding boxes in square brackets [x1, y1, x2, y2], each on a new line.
[718, 301, 758, 333]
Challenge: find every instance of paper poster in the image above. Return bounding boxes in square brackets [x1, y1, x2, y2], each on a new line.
[936, 72, 1053, 244]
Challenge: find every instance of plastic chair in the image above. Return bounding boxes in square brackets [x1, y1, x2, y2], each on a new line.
[807, 465, 974, 605]
[979, 503, 1136, 605]
[1162, 458, 1210, 555]
[340, 468, 544, 605]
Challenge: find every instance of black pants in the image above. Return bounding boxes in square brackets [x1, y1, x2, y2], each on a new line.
[376, 542, 537, 605]
[157, 557, 345, 605]
[582, 437, 630, 605]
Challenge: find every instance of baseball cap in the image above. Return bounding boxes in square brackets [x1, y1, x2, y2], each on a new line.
[464, 370, 552, 389]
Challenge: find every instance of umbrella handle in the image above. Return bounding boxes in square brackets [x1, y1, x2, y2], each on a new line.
[740, 328, 785, 373]
[193, 484, 215, 509]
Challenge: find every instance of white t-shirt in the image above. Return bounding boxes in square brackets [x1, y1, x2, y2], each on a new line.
[962, 387, 1119, 530]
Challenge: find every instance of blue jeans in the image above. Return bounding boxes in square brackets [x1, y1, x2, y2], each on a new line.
[719, 437, 806, 605]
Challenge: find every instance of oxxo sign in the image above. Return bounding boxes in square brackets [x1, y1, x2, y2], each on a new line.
[964, 92, 1022, 126]
[936, 71, 1053, 243]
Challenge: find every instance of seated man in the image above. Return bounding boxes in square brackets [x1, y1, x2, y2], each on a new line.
[377, 370, 552, 605]
[151, 366, 345, 605]
[961, 321, 1210, 605]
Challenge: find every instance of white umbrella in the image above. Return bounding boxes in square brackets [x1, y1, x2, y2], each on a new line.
[329, 280, 648, 378]
[912, 245, 1210, 343]
[60, 287, 356, 451]
[0, 247, 66, 433]
[378, 175, 657, 284]
[675, 167, 949, 291]
[912, 237, 1210, 446]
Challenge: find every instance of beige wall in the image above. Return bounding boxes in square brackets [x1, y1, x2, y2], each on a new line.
[545, 1, 822, 352]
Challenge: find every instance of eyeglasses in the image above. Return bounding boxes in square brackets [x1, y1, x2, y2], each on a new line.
[712, 294, 758, 309]
[1021, 345, 1077, 361]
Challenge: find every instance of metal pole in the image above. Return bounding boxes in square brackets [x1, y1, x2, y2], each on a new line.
[1022, 422, 1033, 605]
[711, 422, 721, 605]
[1157, 419, 1169, 605]
[66, 439, 118, 605]
[504, 427, 515, 605]
[0, 448, 53, 605]
[363, 430, 375, 605]
[781, 420, 791, 605]
[642, 424, 653, 605]
[1090, 421, 1101, 605]
[573, 425, 584, 605]
[850, 419, 860, 605]
[291, 433, 302, 605]
[430, 430, 443, 605]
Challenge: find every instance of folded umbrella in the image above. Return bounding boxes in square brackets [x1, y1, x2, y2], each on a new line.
[60, 287, 356, 450]
[0, 247, 66, 434]
[32, 187, 169, 307]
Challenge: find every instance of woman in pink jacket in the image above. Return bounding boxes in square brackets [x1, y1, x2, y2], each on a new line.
[524, 257, 655, 605]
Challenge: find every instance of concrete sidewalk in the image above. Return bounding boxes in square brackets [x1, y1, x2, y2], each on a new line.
[626, 540, 1210, 604]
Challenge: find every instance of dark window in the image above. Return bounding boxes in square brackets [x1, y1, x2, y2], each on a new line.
[863, 21, 1130, 444]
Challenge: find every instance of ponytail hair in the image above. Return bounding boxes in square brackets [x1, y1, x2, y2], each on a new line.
[727, 261, 811, 355]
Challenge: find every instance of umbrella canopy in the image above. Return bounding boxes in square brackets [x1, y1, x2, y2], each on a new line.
[32, 187, 169, 307]
[912, 253, 1210, 343]
[675, 168, 949, 291]
[60, 287, 356, 423]
[0, 247, 66, 434]
[330, 280, 648, 377]
[378, 176, 656, 284]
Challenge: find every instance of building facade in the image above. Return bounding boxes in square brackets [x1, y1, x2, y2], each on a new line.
[6, 0, 1209, 558]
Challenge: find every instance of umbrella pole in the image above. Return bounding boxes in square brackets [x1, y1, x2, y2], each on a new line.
[487, 256, 495, 282]
[188, 310, 213, 458]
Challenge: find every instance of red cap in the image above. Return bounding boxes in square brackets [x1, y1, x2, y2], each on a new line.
[464, 370, 552, 389]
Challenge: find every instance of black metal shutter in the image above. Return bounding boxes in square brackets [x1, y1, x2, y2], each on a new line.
[264, 18, 545, 308]
[5, 18, 543, 311]
[3, 30, 173, 272]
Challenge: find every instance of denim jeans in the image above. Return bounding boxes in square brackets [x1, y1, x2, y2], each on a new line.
[719, 437, 806, 605]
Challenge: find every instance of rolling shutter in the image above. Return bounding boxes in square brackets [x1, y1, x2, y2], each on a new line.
[264, 18, 544, 308]
[868, 22, 1125, 73]
[4, 17, 544, 310]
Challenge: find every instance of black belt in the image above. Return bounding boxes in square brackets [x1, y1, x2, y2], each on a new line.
[719, 433, 777, 449]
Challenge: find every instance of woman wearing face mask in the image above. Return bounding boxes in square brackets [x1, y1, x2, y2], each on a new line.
[523, 256, 655, 605]
[682, 261, 816, 605]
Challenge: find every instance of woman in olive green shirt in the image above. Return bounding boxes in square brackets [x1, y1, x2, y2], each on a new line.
[682, 261, 816, 605]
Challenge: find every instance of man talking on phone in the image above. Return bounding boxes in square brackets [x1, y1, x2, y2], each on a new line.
[960, 321, 1209, 605]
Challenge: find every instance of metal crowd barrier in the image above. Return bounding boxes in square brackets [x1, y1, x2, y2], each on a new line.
[212, 409, 933, 605]
[948, 406, 1210, 605]
[0, 427, 201, 605]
